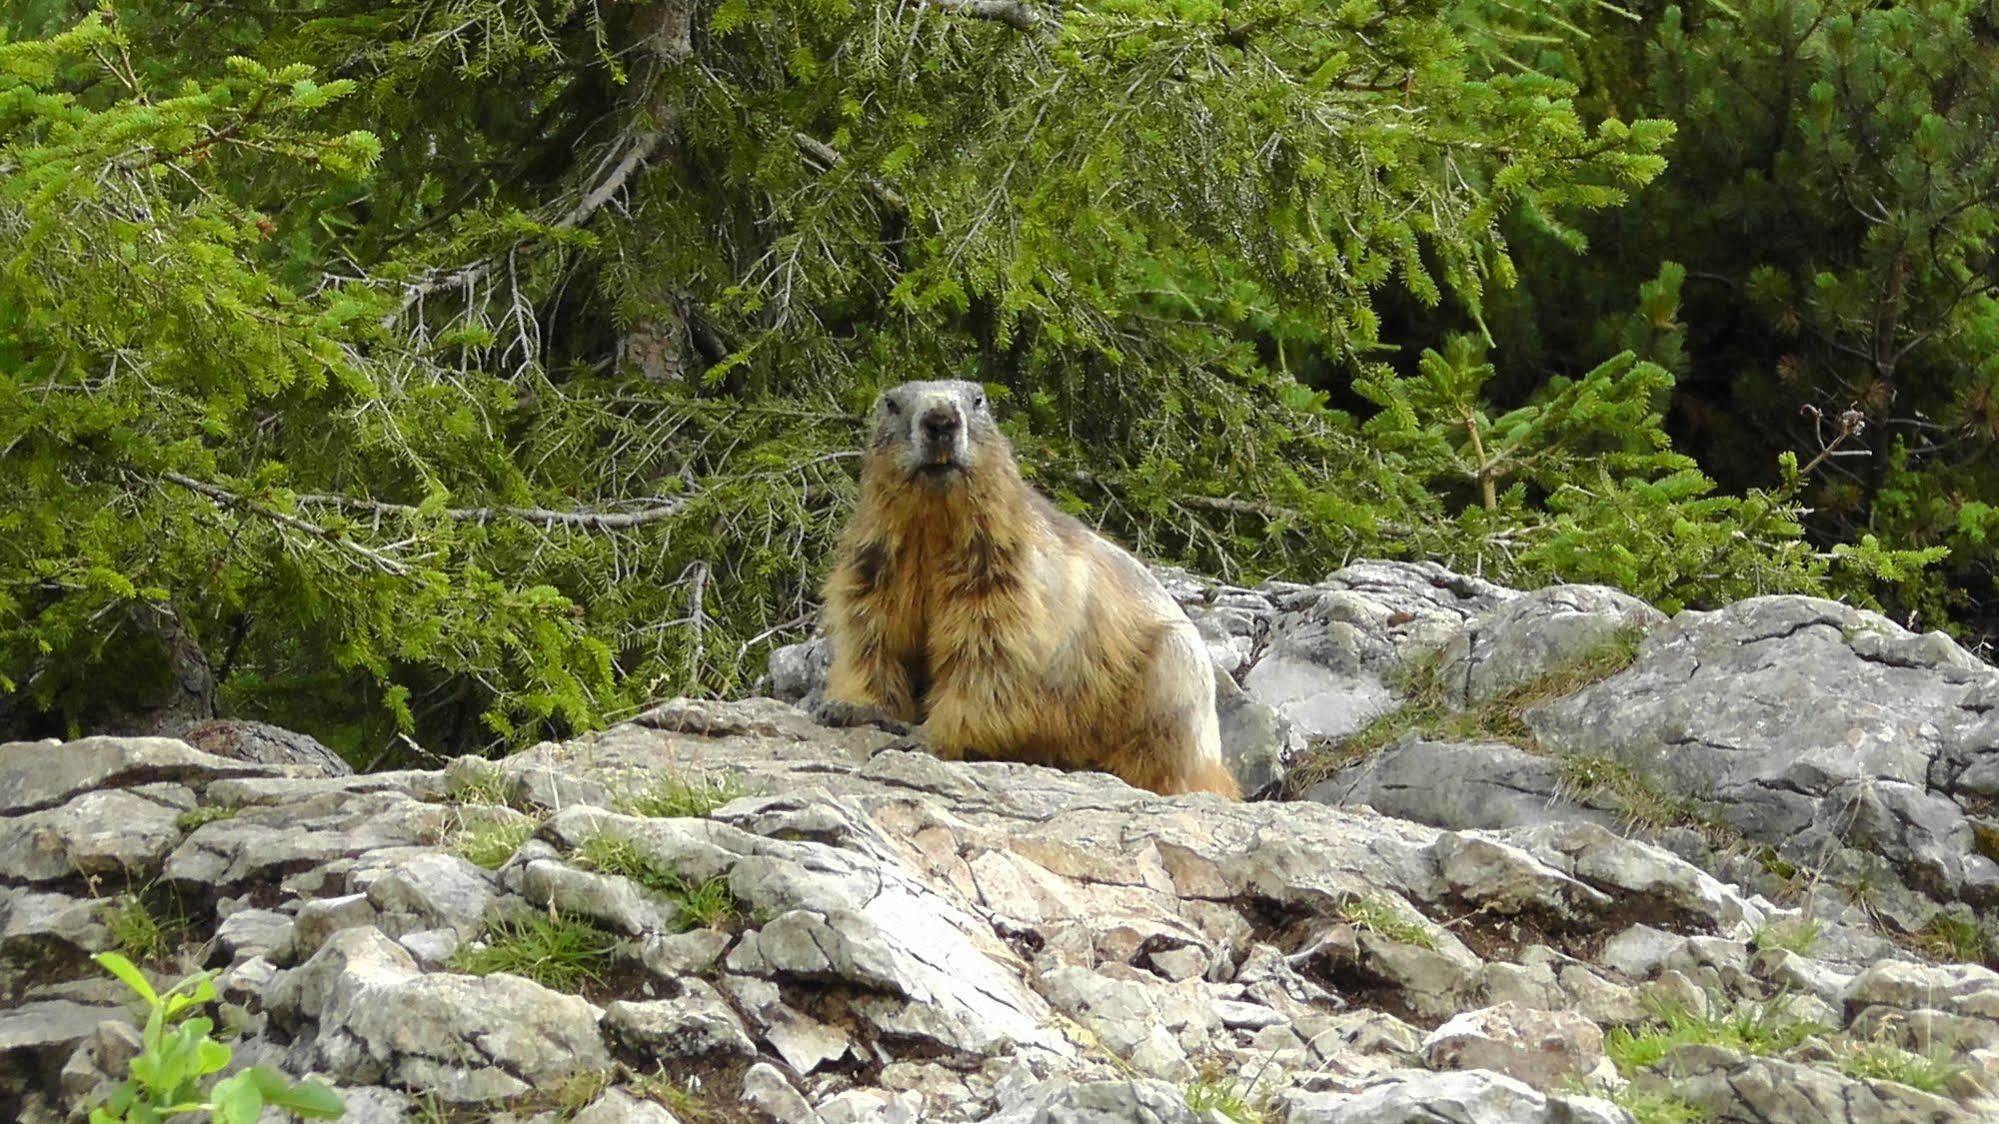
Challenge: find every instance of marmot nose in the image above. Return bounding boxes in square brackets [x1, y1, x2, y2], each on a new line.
[921, 406, 961, 442]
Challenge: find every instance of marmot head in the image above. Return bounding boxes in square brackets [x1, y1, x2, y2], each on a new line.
[867, 379, 1006, 490]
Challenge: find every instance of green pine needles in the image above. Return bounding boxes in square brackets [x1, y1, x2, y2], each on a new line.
[0, 0, 1950, 764]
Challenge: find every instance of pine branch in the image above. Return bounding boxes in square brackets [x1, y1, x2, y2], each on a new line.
[922, 0, 1046, 31]
[793, 133, 907, 209]
[384, 130, 667, 326]
[290, 487, 692, 530]
[157, 471, 414, 576]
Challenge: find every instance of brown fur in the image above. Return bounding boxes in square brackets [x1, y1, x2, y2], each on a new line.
[821, 381, 1238, 799]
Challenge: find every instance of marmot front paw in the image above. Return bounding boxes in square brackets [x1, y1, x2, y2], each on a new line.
[809, 698, 912, 736]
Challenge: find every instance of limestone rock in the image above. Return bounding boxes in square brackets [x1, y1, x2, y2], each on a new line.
[10, 559, 1999, 1124]
[1419, 1002, 1605, 1091]
[1437, 584, 1663, 705]
[1648, 1044, 1971, 1123]
[178, 719, 352, 778]
[267, 927, 611, 1103]
[1528, 596, 1999, 908]
[1276, 1069, 1631, 1123]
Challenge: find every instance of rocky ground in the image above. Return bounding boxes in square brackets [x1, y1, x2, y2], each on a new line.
[6, 560, 1999, 1122]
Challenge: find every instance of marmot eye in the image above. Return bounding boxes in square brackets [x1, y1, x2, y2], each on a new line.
[885, 400, 901, 415]
[973, 394, 986, 410]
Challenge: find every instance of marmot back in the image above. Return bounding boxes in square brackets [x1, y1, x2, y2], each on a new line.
[818, 379, 1239, 799]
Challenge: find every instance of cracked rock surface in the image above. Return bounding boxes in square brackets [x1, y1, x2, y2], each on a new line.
[6, 561, 1999, 1123]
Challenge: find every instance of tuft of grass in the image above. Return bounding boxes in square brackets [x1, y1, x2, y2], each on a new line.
[452, 818, 537, 870]
[546, 1069, 616, 1118]
[631, 1067, 739, 1123]
[447, 762, 531, 811]
[1555, 753, 1743, 849]
[1184, 1075, 1268, 1124]
[1289, 628, 1644, 791]
[615, 772, 751, 819]
[574, 834, 739, 931]
[1585, 1084, 1711, 1124]
[1752, 918, 1822, 957]
[174, 804, 240, 832]
[106, 896, 182, 963]
[1914, 913, 1990, 964]
[1606, 995, 1827, 1075]
[449, 913, 619, 992]
[1835, 1040, 1963, 1094]
[1337, 893, 1437, 951]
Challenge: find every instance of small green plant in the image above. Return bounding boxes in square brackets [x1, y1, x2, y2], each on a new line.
[174, 806, 240, 832]
[1835, 1040, 1963, 1094]
[1914, 913, 1990, 964]
[1555, 754, 1741, 849]
[450, 913, 619, 992]
[1592, 1084, 1710, 1124]
[447, 763, 523, 809]
[451, 819, 537, 870]
[89, 951, 344, 1123]
[615, 773, 751, 819]
[632, 1067, 729, 1122]
[105, 897, 182, 964]
[1336, 894, 1437, 951]
[574, 834, 739, 931]
[1751, 918, 1822, 957]
[1184, 1075, 1268, 1123]
[1606, 995, 1827, 1075]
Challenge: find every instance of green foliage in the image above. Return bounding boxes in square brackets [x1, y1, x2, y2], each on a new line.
[574, 833, 740, 930]
[1834, 1040, 1963, 1094]
[105, 896, 181, 964]
[1356, 271, 1934, 613]
[1555, 753, 1739, 848]
[1588, 1085, 1711, 1124]
[5, 0, 1975, 764]
[1751, 918, 1822, 957]
[615, 773, 752, 819]
[1335, 893, 1437, 950]
[1606, 994, 1828, 1075]
[88, 952, 344, 1124]
[450, 817, 537, 870]
[450, 913, 620, 991]
[1914, 912, 1993, 964]
[0, 0, 1680, 760]
[1461, 0, 1999, 637]
[1183, 1075, 1270, 1124]
[175, 806, 240, 833]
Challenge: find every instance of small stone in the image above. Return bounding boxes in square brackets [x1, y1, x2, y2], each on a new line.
[741, 1062, 818, 1124]
[291, 893, 377, 958]
[603, 981, 756, 1059]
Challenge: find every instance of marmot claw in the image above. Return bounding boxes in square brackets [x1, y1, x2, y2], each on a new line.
[809, 697, 912, 735]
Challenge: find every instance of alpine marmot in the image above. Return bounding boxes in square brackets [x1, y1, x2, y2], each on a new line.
[816, 379, 1240, 799]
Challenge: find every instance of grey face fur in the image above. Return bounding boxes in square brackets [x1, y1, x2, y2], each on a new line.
[870, 379, 999, 484]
